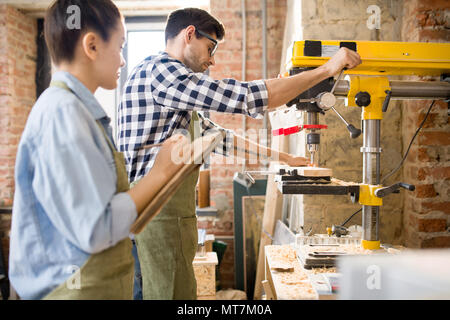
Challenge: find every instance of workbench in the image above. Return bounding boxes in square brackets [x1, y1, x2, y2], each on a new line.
[264, 244, 336, 300]
[264, 243, 405, 300]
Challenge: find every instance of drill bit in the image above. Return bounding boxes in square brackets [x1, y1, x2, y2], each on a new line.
[310, 150, 316, 167]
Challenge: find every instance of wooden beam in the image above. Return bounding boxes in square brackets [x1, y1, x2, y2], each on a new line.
[253, 130, 289, 300]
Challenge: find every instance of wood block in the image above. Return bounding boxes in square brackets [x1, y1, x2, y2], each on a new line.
[198, 170, 210, 208]
[262, 280, 275, 300]
[295, 167, 332, 177]
[270, 262, 295, 272]
[205, 234, 215, 252]
[193, 252, 218, 297]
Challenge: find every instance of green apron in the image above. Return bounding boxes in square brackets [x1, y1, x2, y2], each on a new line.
[44, 81, 134, 300]
[135, 111, 200, 300]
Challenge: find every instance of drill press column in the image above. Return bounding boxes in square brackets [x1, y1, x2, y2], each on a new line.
[361, 120, 381, 243]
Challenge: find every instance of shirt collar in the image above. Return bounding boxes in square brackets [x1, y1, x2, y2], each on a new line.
[159, 51, 208, 75]
[52, 71, 109, 121]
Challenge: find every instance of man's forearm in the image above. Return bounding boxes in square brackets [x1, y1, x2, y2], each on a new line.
[264, 65, 331, 110]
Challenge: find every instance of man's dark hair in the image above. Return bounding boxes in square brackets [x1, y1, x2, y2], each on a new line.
[165, 8, 225, 43]
[44, 0, 122, 65]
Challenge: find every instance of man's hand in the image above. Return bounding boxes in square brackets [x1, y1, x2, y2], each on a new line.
[265, 47, 361, 109]
[322, 47, 362, 76]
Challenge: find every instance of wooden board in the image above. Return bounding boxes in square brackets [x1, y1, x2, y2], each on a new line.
[130, 131, 225, 234]
[254, 126, 289, 300]
[294, 167, 332, 177]
[253, 162, 285, 300]
[242, 196, 265, 298]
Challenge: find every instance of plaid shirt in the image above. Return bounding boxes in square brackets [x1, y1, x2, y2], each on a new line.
[118, 52, 268, 183]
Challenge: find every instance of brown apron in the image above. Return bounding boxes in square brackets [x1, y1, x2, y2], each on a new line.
[135, 111, 200, 300]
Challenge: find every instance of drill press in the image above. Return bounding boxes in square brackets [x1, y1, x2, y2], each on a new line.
[281, 40, 450, 250]
[287, 66, 362, 166]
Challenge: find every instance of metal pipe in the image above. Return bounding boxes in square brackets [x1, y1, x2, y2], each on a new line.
[362, 120, 381, 185]
[362, 205, 379, 242]
[361, 119, 381, 242]
[334, 80, 450, 100]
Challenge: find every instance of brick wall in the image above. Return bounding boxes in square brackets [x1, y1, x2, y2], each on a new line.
[0, 5, 37, 268]
[401, 0, 450, 248]
[207, 0, 287, 289]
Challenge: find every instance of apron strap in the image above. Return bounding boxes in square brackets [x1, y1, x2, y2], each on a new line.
[50, 81, 71, 92]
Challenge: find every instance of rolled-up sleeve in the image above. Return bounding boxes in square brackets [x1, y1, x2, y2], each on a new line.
[150, 59, 269, 118]
[33, 99, 136, 254]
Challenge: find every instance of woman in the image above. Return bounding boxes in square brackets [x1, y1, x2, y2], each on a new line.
[9, 0, 185, 300]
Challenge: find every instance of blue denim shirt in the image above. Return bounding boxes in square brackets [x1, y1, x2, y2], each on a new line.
[9, 71, 137, 300]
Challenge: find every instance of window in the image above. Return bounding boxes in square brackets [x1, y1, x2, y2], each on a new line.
[95, 16, 167, 141]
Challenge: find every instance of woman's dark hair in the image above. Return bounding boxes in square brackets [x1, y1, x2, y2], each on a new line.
[44, 0, 122, 65]
[165, 8, 225, 43]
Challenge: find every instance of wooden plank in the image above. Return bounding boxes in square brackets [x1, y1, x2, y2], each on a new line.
[253, 162, 284, 300]
[205, 234, 215, 252]
[264, 252, 278, 300]
[242, 196, 265, 297]
[262, 280, 275, 300]
[130, 131, 224, 234]
[294, 167, 332, 177]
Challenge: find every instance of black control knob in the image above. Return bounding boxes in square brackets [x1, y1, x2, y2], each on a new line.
[355, 92, 371, 107]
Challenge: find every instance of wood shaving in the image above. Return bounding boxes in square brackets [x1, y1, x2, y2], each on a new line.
[310, 267, 337, 274]
[270, 262, 294, 272]
[266, 244, 297, 262]
[301, 244, 376, 255]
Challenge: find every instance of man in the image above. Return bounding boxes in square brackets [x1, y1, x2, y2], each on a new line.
[118, 8, 361, 300]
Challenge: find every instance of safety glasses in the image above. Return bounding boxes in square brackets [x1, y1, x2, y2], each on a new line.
[196, 30, 218, 57]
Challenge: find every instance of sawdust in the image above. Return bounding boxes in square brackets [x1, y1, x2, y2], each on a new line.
[266, 244, 297, 262]
[310, 267, 337, 274]
[266, 245, 318, 300]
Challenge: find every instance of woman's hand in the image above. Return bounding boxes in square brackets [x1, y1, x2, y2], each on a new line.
[128, 134, 190, 215]
[152, 134, 190, 171]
